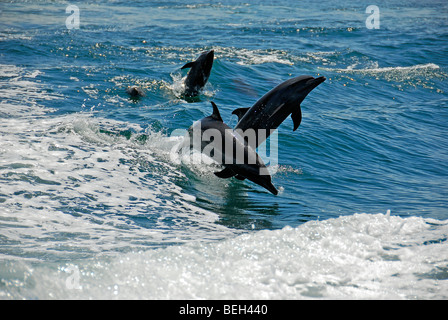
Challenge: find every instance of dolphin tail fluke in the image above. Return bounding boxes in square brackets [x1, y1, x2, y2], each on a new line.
[214, 167, 236, 179]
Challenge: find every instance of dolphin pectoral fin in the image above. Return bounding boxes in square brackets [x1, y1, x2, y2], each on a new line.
[232, 107, 250, 121]
[235, 175, 246, 181]
[210, 101, 223, 122]
[214, 167, 236, 179]
[181, 61, 195, 70]
[291, 106, 302, 131]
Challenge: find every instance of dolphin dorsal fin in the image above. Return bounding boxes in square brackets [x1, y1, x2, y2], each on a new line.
[181, 61, 195, 70]
[210, 101, 223, 122]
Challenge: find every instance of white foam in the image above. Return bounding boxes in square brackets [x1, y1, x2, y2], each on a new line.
[236, 49, 293, 66]
[133, 45, 296, 69]
[0, 113, 234, 252]
[321, 62, 440, 74]
[320, 62, 445, 90]
[0, 64, 59, 117]
[0, 64, 235, 263]
[228, 48, 293, 66]
[168, 73, 187, 97]
[2, 213, 447, 299]
[168, 46, 294, 66]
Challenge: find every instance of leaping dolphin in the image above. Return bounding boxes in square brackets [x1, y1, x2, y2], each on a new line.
[181, 50, 214, 98]
[187, 101, 278, 195]
[232, 75, 326, 148]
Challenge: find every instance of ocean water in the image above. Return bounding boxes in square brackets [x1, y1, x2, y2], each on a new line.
[1, 0, 447, 299]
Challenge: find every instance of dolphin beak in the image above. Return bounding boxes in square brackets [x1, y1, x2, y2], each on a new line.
[307, 76, 326, 89]
[207, 50, 215, 61]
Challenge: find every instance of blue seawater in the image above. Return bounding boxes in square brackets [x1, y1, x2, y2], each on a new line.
[0, 0, 447, 299]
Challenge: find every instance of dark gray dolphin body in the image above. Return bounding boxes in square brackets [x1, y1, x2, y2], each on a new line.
[181, 50, 214, 97]
[233, 75, 326, 148]
[188, 102, 278, 195]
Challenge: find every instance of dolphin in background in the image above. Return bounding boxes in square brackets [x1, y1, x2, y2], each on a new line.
[187, 101, 278, 195]
[232, 75, 326, 148]
[181, 50, 214, 98]
[126, 85, 145, 98]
